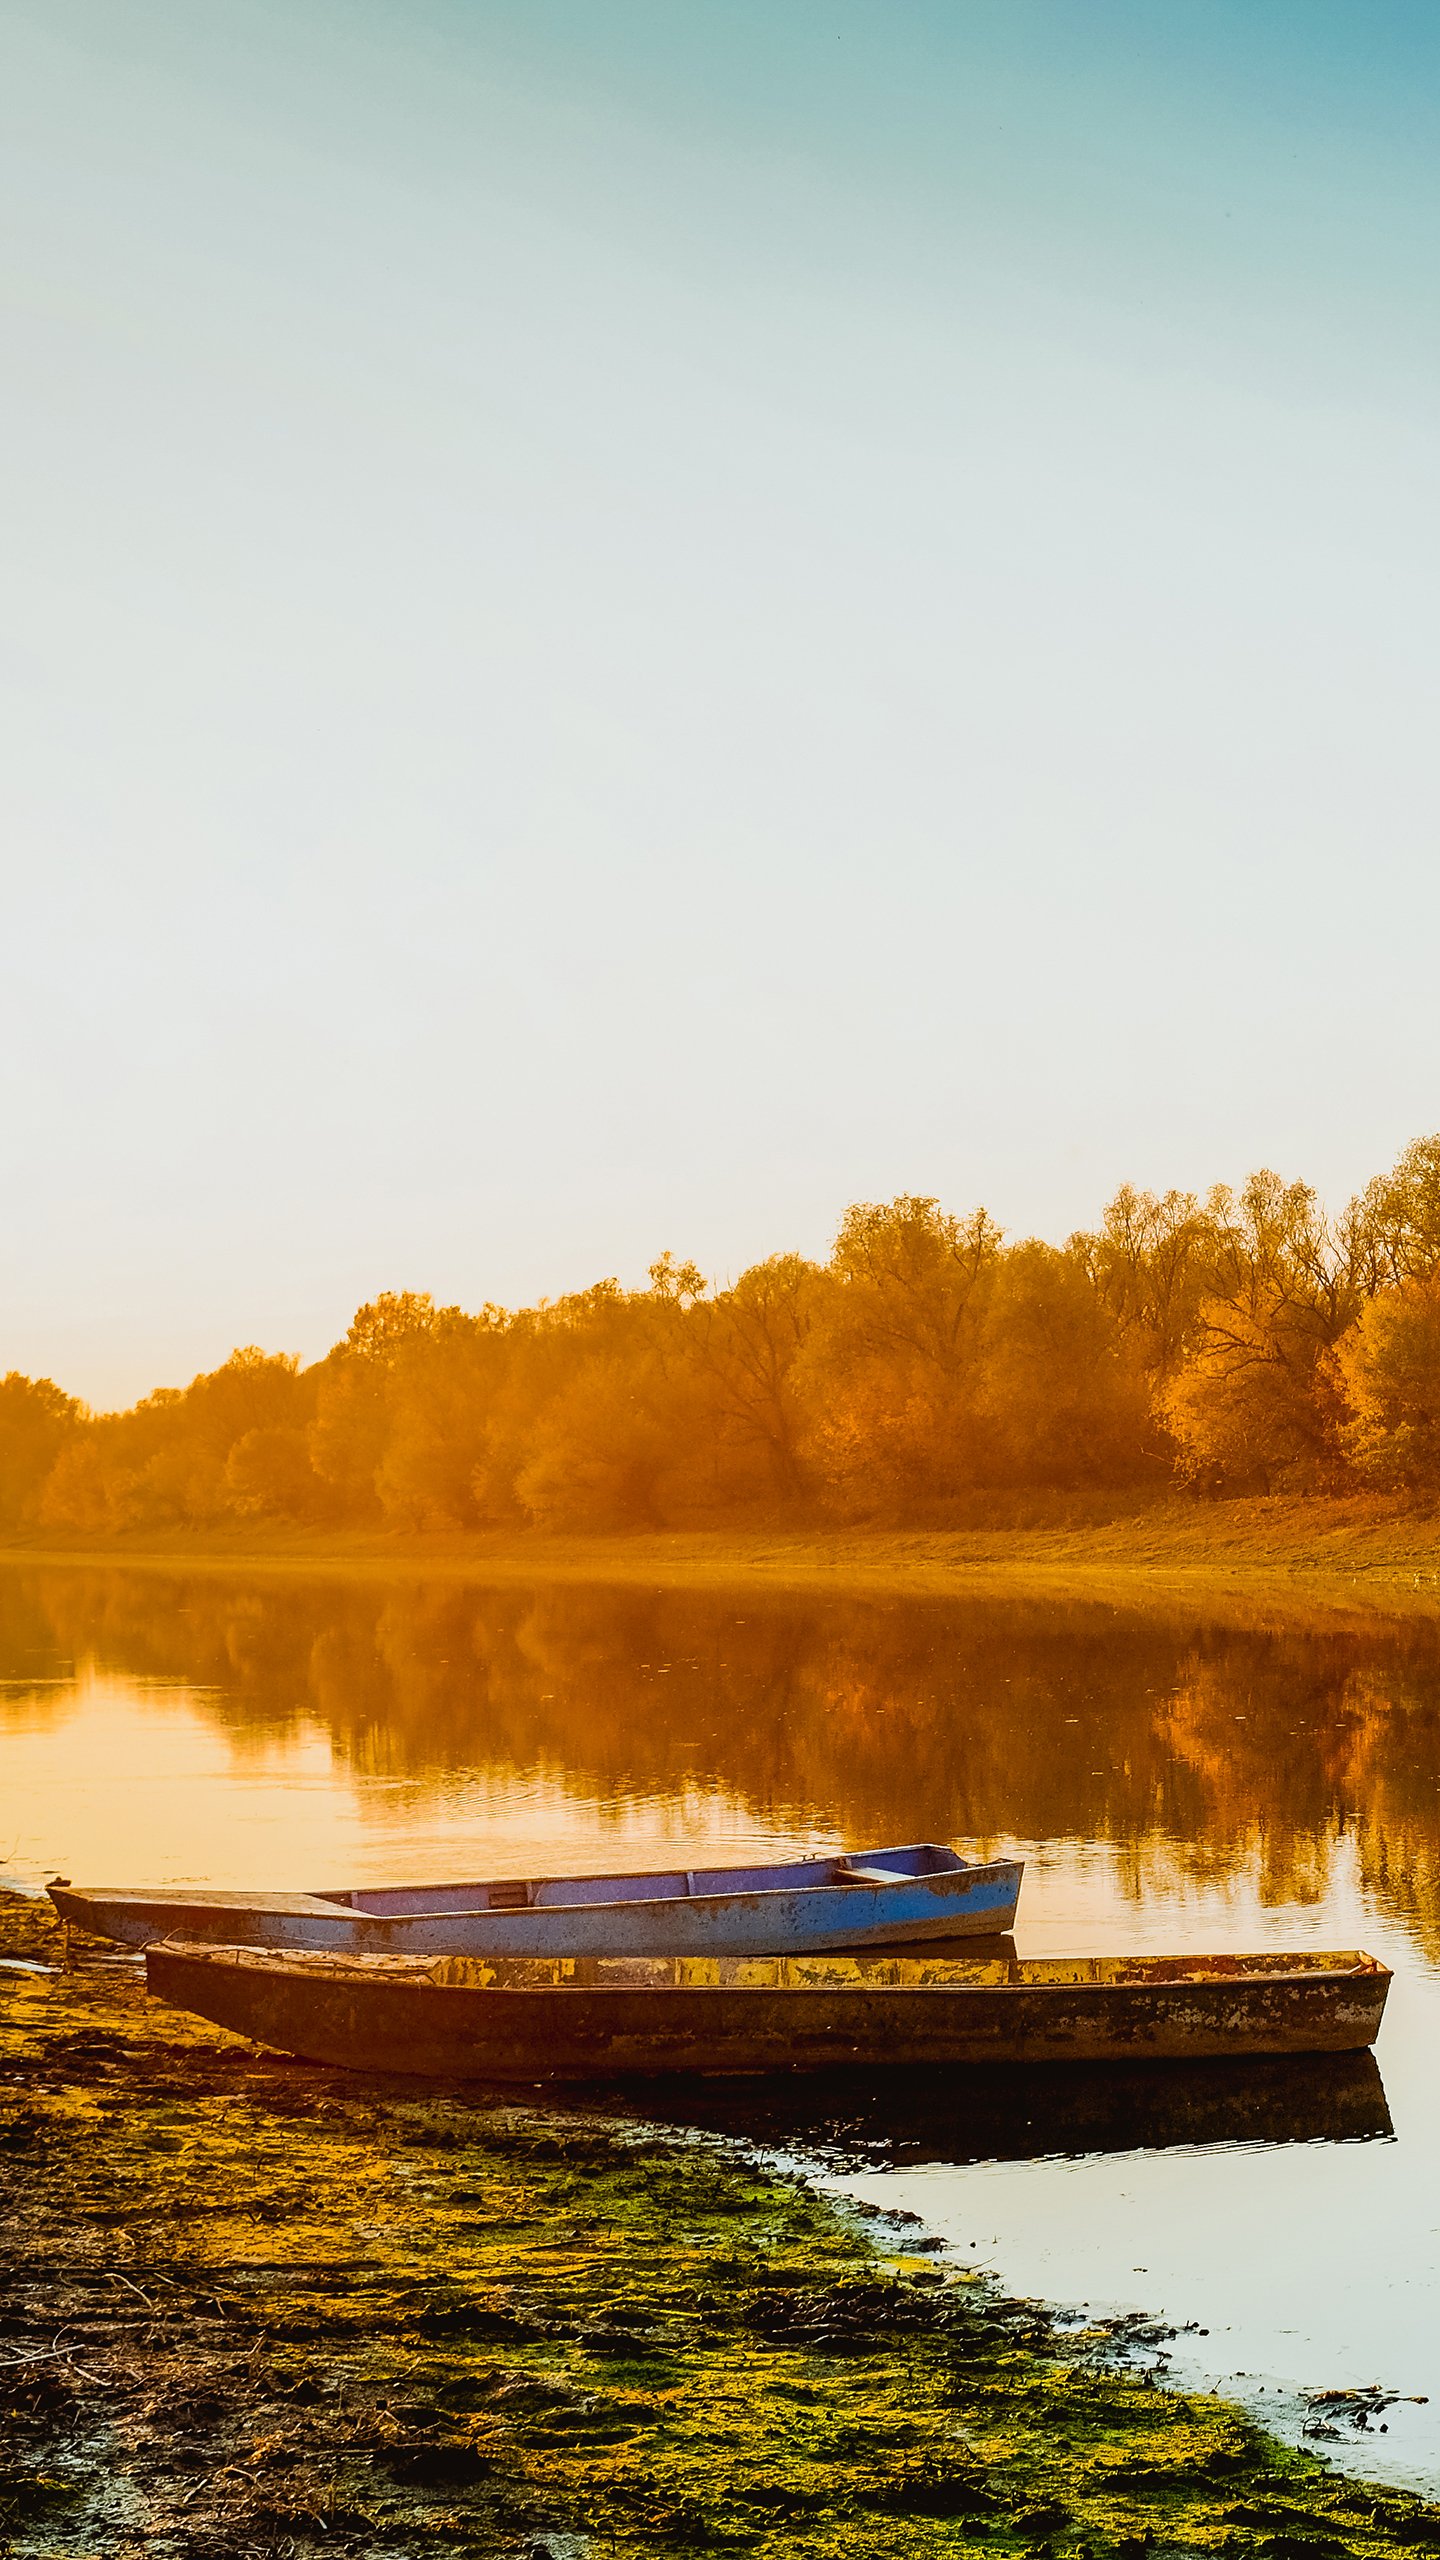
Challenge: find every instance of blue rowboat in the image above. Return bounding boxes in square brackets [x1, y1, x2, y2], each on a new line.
[50, 1842, 1022, 1960]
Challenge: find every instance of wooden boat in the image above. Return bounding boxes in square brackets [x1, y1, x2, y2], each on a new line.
[144, 1942, 1391, 2082]
[50, 1842, 1022, 1959]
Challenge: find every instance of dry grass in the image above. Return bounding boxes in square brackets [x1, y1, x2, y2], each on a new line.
[6, 1496, 1440, 1630]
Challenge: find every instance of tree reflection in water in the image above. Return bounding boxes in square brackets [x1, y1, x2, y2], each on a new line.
[4, 1566, 1440, 1955]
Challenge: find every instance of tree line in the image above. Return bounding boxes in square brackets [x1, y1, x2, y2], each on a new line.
[5, 1132, 1440, 1536]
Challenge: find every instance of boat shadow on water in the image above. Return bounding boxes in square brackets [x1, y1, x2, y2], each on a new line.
[597, 2046, 1394, 2168]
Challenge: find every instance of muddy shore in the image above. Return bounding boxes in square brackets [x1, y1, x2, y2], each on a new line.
[3, 1890, 1438, 2560]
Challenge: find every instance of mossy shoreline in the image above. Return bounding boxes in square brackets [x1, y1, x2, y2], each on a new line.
[3, 1893, 1438, 2559]
[6, 1497, 1440, 1629]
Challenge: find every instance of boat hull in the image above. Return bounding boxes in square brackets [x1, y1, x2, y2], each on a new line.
[53, 1855, 1022, 1958]
[145, 1944, 1392, 2082]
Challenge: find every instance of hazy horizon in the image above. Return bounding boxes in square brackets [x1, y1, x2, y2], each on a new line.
[5, 0, 1439, 1406]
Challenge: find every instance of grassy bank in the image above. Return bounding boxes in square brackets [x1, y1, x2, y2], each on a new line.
[3, 1892, 1440, 2559]
[6, 1495, 1440, 1625]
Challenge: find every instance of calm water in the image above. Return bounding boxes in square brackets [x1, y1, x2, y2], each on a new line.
[4, 1565, 1440, 2490]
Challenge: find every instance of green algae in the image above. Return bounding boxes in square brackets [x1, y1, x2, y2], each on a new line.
[2, 1892, 1438, 2560]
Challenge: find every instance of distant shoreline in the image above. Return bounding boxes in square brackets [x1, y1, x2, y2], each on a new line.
[4, 1495, 1440, 1624]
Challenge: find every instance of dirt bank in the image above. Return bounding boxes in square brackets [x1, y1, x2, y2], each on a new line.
[3, 1893, 1439, 2559]
[7, 1495, 1440, 1629]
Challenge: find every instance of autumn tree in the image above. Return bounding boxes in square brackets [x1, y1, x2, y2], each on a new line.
[309, 1293, 445, 1519]
[801, 1198, 1003, 1514]
[38, 1436, 111, 1532]
[692, 1254, 827, 1506]
[1343, 1134, 1440, 1292]
[977, 1242, 1157, 1485]
[374, 1310, 513, 1529]
[1161, 1173, 1360, 1491]
[476, 1283, 640, 1522]
[0, 1373, 80, 1527]
[1075, 1186, 1224, 1378]
[511, 1263, 720, 1530]
[1334, 1277, 1440, 1492]
[225, 1425, 326, 1520]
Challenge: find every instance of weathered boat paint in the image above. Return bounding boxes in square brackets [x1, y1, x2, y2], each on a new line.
[52, 1842, 1022, 1958]
[144, 1941, 1392, 2081]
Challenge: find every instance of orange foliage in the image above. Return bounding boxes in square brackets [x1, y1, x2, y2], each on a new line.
[0, 1372, 78, 1526]
[8, 1136, 1440, 1535]
[1334, 1275, 1440, 1490]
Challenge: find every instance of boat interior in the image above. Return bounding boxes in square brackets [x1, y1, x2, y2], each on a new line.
[330, 1842, 969, 1917]
[413, 1945, 1389, 1994]
[157, 1942, 1387, 1994]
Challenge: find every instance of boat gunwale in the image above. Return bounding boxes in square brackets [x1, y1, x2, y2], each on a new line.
[57, 1853, 1020, 1927]
[145, 1940, 1392, 1999]
[340, 1839, 969, 1909]
[333, 1856, 1020, 1919]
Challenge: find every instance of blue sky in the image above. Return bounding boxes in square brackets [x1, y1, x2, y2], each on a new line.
[3, 0, 1438, 1403]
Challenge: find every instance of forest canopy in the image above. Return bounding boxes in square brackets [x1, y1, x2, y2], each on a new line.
[7, 1135, 1440, 1536]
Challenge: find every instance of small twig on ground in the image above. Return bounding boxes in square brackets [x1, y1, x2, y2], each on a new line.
[106, 2270, 156, 2309]
[0, 2344, 107, 2383]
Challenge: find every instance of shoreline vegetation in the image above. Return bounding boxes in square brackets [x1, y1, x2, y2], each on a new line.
[4, 1496, 1440, 1625]
[8, 1146, 1440, 1563]
[4, 1891, 1440, 2560]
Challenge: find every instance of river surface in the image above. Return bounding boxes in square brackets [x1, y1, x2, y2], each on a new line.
[3, 1563, 1439, 2491]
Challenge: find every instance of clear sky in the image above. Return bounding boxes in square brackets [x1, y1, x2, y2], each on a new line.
[3, 0, 1438, 1407]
